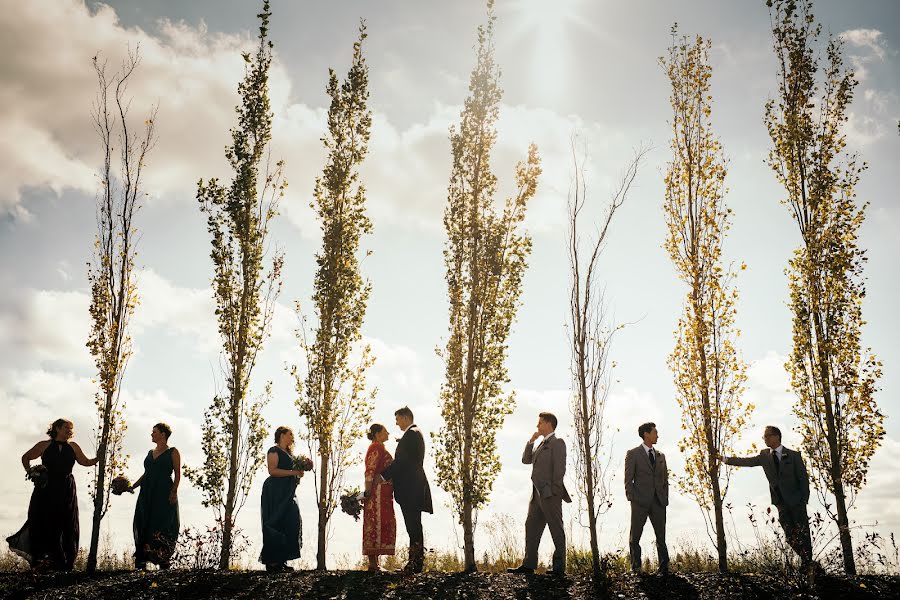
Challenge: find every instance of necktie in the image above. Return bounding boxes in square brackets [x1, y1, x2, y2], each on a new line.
[648, 448, 656, 468]
[773, 450, 780, 472]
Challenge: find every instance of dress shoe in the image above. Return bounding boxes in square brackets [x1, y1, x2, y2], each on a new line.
[506, 565, 535, 574]
[400, 562, 423, 574]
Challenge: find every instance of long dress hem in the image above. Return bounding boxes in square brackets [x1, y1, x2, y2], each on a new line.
[362, 441, 397, 556]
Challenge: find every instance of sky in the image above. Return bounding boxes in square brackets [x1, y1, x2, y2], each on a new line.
[1, 0, 899, 570]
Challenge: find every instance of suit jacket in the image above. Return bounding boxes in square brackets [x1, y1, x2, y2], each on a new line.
[381, 425, 433, 513]
[624, 445, 669, 508]
[724, 447, 810, 507]
[522, 434, 572, 503]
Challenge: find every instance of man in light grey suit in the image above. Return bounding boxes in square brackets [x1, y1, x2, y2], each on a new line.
[624, 422, 669, 574]
[722, 425, 814, 569]
[508, 412, 572, 575]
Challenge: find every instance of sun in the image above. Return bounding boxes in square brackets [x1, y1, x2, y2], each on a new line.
[509, 0, 586, 35]
[505, 0, 591, 102]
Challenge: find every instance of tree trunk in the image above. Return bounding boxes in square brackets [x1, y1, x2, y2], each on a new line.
[86, 389, 114, 572]
[812, 298, 856, 574]
[462, 397, 476, 572]
[710, 468, 728, 572]
[692, 292, 728, 573]
[576, 351, 601, 576]
[220, 385, 241, 570]
[462, 494, 476, 571]
[317, 452, 329, 570]
[584, 445, 600, 576]
[833, 477, 855, 574]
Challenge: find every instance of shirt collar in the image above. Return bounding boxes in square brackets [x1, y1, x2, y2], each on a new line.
[642, 443, 654, 453]
[543, 432, 555, 442]
[774, 445, 784, 457]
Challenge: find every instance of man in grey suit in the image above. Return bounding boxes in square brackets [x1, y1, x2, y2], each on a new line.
[722, 425, 814, 569]
[624, 422, 669, 574]
[508, 412, 572, 575]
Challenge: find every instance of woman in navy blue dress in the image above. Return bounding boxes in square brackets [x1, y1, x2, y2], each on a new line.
[7, 419, 98, 570]
[259, 426, 304, 572]
[128, 422, 181, 569]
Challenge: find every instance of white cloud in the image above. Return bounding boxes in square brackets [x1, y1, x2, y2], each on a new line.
[0, 288, 92, 369]
[840, 29, 890, 62]
[0, 0, 257, 219]
[132, 268, 219, 352]
[0, 0, 630, 240]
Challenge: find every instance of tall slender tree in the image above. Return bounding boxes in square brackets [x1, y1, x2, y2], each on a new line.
[661, 27, 751, 573]
[292, 23, 376, 571]
[765, 0, 884, 574]
[183, 1, 286, 570]
[85, 47, 157, 573]
[567, 137, 646, 578]
[434, 0, 542, 572]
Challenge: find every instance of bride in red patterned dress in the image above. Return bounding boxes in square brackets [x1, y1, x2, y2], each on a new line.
[363, 423, 396, 571]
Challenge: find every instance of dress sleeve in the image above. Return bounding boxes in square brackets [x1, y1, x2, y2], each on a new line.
[364, 446, 377, 485]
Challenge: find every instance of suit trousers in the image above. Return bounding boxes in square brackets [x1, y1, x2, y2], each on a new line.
[523, 489, 566, 571]
[400, 503, 424, 562]
[776, 502, 813, 565]
[629, 496, 669, 571]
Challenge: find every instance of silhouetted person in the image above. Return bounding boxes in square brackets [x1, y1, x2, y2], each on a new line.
[259, 426, 304, 573]
[128, 423, 181, 570]
[8, 419, 98, 570]
[508, 411, 571, 575]
[624, 421, 669, 574]
[381, 406, 432, 573]
[722, 425, 814, 570]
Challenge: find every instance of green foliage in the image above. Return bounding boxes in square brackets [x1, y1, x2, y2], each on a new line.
[661, 27, 751, 572]
[434, 0, 542, 570]
[184, 0, 284, 569]
[765, 0, 884, 575]
[292, 22, 375, 570]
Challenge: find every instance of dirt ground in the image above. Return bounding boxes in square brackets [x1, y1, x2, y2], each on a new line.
[0, 569, 898, 599]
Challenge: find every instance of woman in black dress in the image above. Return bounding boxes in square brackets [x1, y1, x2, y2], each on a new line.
[128, 422, 181, 569]
[7, 419, 98, 570]
[259, 426, 304, 572]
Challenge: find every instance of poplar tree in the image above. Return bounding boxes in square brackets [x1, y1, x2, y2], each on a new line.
[765, 0, 884, 574]
[661, 28, 751, 573]
[183, 1, 286, 569]
[293, 23, 375, 571]
[85, 48, 157, 572]
[434, 0, 542, 572]
[567, 137, 645, 577]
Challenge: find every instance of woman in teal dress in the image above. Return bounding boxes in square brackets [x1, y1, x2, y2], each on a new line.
[128, 422, 180, 569]
[259, 426, 304, 572]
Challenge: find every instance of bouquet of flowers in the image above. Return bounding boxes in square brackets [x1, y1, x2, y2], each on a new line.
[26, 465, 48, 489]
[339, 486, 365, 521]
[292, 454, 314, 473]
[111, 475, 133, 496]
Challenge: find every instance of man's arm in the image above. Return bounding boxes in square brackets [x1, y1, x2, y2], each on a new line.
[624, 449, 635, 501]
[723, 452, 764, 467]
[796, 451, 810, 504]
[522, 442, 535, 465]
[412, 429, 425, 467]
[551, 439, 567, 493]
[382, 433, 411, 480]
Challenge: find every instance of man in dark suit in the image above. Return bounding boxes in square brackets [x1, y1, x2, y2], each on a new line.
[508, 411, 571, 575]
[624, 421, 669, 574]
[722, 425, 814, 569]
[380, 406, 432, 573]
